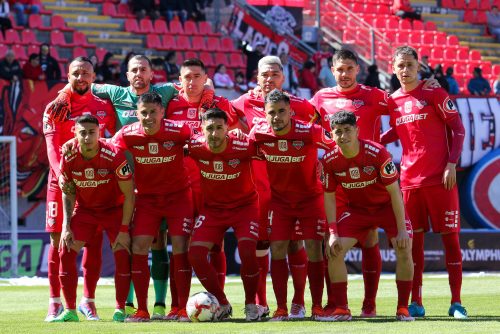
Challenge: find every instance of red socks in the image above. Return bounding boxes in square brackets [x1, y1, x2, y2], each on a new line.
[113, 249, 131, 310]
[362, 244, 381, 307]
[330, 281, 348, 310]
[81, 233, 103, 299]
[173, 253, 192, 309]
[256, 253, 269, 306]
[271, 258, 288, 310]
[324, 256, 335, 307]
[307, 261, 324, 306]
[396, 280, 412, 308]
[209, 249, 227, 289]
[441, 233, 462, 304]
[288, 247, 307, 306]
[189, 246, 228, 305]
[59, 248, 78, 309]
[238, 240, 259, 305]
[169, 255, 178, 308]
[131, 254, 150, 312]
[48, 244, 61, 298]
[411, 231, 424, 305]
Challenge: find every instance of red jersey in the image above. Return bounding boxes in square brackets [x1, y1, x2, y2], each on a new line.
[249, 119, 330, 207]
[321, 140, 399, 214]
[60, 139, 132, 212]
[188, 134, 259, 209]
[166, 92, 238, 133]
[43, 91, 117, 179]
[388, 83, 465, 190]
[310, 84, 388, 142]
[111, 119, 192, 196]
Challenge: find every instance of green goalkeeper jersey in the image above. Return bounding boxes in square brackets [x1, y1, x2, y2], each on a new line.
[91, 82, 177, 127]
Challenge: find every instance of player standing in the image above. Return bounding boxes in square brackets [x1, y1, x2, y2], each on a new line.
[249, 89, 329, 321]
[187, 108, 260, 321]
[385, 46, 466, 318]
[50, 115, 134, 322]
[42, 57, 116, 321]
[321, 111, 414, 322]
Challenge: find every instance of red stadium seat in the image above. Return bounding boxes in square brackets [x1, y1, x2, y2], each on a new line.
[442, 0, 454, 8]
[50, 46, 67, 62]
[184, 51, 198, 59]
[422, 31, 435, 45]
[12, 45, 27, 61]
[493, 64, 500, 76]
[199, 21, 216, 36]
[463, 10, 475, 23]
[454, 0, 466, 9]
[51, 30, 70, 47]
[351, 3, 363, 12]
[412, 20, 424, 31]
[229, 53, 245, 68]
[374, 17, 387, 29]
[447, 35, 460, 46]
[73, 31, 95, 48]
[28, 14, 43, 29]
[457, 47, 470, 61]
[418, 46, 431, 57]
[214, 52, 229, 67]
[364, 4, 377, 13]
[396, 32, 409, 44]
[52, 15, 74, 32]
[424, 21, 437, 31]
[73, 47, 88, 59]
[169, 20, 185, 35]
[480, 62, 492, 75]
[444, 48, 458, 60]
[467, 0, 478, 9]
[383, 30, 397, 42]
[176, 35, 191, 50]
[434, 33, 447, 45]
[4, 30, 20, 44]
[454, 63, 467, 75]
[475, 11, 487, 24]
[409, 33, 421, 46]
[206, 37, 221, 52]
[184, 21, 199, 35]
[27, 44, 38, 56]
[199, 52, 214, 67]
[162, 34, 176, 50]
[102, 2, 117, 16]
[377, 4, 390, 14]
[125, 19, 140, 33]
[191, 36, 206, 51]
[154, 20, 169, 34]
[95, 47, 107, 62]
[399, 19, 412, 31]
[146, 34, 163, 50]
[139, 19, 155, 34]
[479, 0, 492, 10]
[220, 37, 236, 52]
[117, 3, 134, 18]
[470, 49, 482, 61]
[21, 29, 39, 45]
[431, 47, 444, 60]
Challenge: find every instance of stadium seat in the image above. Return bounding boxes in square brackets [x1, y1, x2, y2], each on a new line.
[4, 30, 20, 44]
[176, 35, 192, 50]
[351, 3, 363, 12]
[191, 36, 207, 51]
[480, 62, 492, 75]
[470, 49, 482, 61]
[454, 63, 467, 75]
[396, 32, 408, 44]
[125, 19, 140, 33]
[431, 47, 444, 61]
[457, 47, 470, 61]
[447, 35, 460, 46]
[162, 35, 176, 50]
[424, 21, 437, 31]
[50, 30, 70, 47]
[385, 17, 399, 30]
[412, 20, 424, 31]
[184, 21, 199, 35]
[0, 44, 8, 56]
[117, 3, 134, 18]
[364, 4, 377, 13]
[95, 47, 107, 62]
[139, 19, 155, 34]
[422, 31, 435, 46]
[493, 64, 500, 76]
[206, 37, 221, 52]
[50, 46, 67, 62]
[12, 45, 27, 61]
[199, 52, 215, 67]
[73, 47, 88, 59]
[73, 32, 95, 48]
[399, 19, 412, 31]
[169, 20, 185, 35]
[373, 17, 386, 30]
[377, 4, 390, 14]
[479, 0, 491, 10]
[475, 11, 487, 24]
[214, 52, 229, 67]
[146, 34, 163, 50]
[418, 46, 431, 57]
[154, 20, 169, 34]
[434, 33, 447, 45]
[467, 0, 478, 9]
[28, 14, 49, 30]
[220, 37, 236, 52]
[52, 15, 74, 32]
[184, 51, 198, 59]
[454, 0, 466, 9]
[27, 44, 38, 56]
[229, 53, 245, 68]
[463, 10, 475, 23]
[102, 2, 117, 16]
[442, 0, 454, 8]
[409, 33, 421, 45]
[383, 30, 396, 42]
[21, 30, 40, 46]
[199, 21, 216, 36]
[444, 48, 458, 60]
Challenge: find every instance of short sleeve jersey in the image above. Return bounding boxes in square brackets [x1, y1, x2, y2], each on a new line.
[388, 83, 461, 189]
[92, 82, 177, 127]
[321, 140, 399, 213]
[111, 119, 191, 196]
[310, 84, 389, 142]
[60, 139, 132, 212]
[188, 134, 259, 209]
[249, 119, 330, 207]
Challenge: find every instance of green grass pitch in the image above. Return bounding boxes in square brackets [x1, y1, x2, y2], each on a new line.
[1, 274, 499, 334]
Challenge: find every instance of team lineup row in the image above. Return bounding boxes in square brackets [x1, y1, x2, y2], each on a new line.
[41, 47, 467, 323]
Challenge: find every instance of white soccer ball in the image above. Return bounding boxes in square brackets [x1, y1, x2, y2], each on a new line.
[186, 291, 220, 322]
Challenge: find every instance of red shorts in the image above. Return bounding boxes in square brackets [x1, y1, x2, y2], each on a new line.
[403, 184, 460, 234]
[71, 207, 122, 244]
[191, 202, 259, 246]
[257, 187, 271, 241]
[45, 176, 63, 233]
[337, 205, 413, 245]
[268, 197, 326, 242]
[131, 189, 194, 237]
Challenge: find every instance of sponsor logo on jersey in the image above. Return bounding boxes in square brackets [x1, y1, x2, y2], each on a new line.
[116, 161, 132, 179]
[335, 98, 348, 108]
[252, 106, 264, 112]
[278, 140, 288, 152]
[352, 99, 364, 109]
[214, 161, 223, 172]
[365, 143, 380, 153]
[149, 143, 159, 154]
[363, 166, 375, 175]
[228, 158, 240, 168]
[133, 145, 145, 150]
[101, 148, 116, 157]
[200, 170, 241, 180]
[381, 159, 397, 178]
[442, 97, 457, 114]
[122, 110, 137, 118]
[75, 179, 111, 188]
[416, 100, 427, 109]
[349, 167, 360, 179]
[187, 108, 197, 119]
[404, 101, 412, 114]
[252, 116, 266, 124]
[263, 142, 275, 147]
[85, 168, 94, 179]
[96, 110, 106, 119]
[135, 155, 177, 164]
[292, 140, 304, 150]
[172, 110, 183, 115]
[163, 141, 174, 150]
[198, 159, 209, 165]
[342, 178, 377, 189]
[97, 169, 109, 177]
[265, 155, 306, 163]
[396, 113, 428, 125]
[335, 172, 346, 177]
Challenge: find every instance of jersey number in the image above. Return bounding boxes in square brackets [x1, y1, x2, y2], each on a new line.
[194, 215, 206, 229]
[47, 202, 58, 218]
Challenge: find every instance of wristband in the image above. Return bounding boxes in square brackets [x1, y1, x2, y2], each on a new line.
[119, 225, 129, 233]
[328, 222, 338, 235]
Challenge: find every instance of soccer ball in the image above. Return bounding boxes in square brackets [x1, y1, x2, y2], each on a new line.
[186, 291, 220, 322]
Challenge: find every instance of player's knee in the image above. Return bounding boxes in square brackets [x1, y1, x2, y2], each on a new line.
[363, 230, 379, 248]
[171, 236, 188, 254]
[131, 237, 150, 254]
[270, 241, 288, 259]
[188, 245, 209, 267]
[287, 240, 303, 253]
[50, 232, 60, 246]
[304, 239, 323, 261]
[395, 247, 412, 263]
[256, 240, 270, 250]
[237, 239, 257, 262]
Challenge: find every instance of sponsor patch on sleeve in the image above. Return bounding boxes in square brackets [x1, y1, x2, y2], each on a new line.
[116, 161, 132, 180]
[380, 159, 397, 178]
[442, 97, 457, 114]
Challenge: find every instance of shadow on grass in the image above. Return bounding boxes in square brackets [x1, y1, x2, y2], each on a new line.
[222, 316, 500, 323]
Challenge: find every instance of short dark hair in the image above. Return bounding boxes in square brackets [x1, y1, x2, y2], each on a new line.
[128, 55, 152, 69]
[329, 110, 357, 129]
[181, 58, 206, 73]
[446, 67, 453, 76]
[201, 108, 228, 124]
[28, 53, 39, 62]
[332, 49, 358, 65]
[70, 56, 94, 68]
[264, 89, 290, 105]
[75, 114, 99, 127]
[137, 91, 163, 106]
[392, 46, 418, 62]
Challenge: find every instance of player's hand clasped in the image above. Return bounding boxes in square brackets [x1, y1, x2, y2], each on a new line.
[113, 232, 131, 253]
[60, 225, 74, 252]
[58, 175, 75, 195]
[443, 163, 457, 190]
[394, 228, 411, 249]
[327, 233, 342, 259]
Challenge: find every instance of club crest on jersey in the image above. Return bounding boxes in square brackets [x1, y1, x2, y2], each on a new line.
[96, 110, 106, 119]
[97, 169, 109, 177]
[292, 140, 304, 150]
[149, 143, 159, 154]
[187, 108, 197, 119]
[381, 160, 397, 178]
[416, 100, 427, 109]
[352, 99, 364, 109]
[214, 161, 223, 172]
[163, 141, 174, 150]
[363, 166, 375, 175]
[443, 97, 457, 113]
[85, 168, 94, 179]
[349, 167, 360, 179]
[278, 140, 288, 152]
[404, 101, 412, 114]
[228, 159, 240, 168]
[335, 98, 348, 108]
